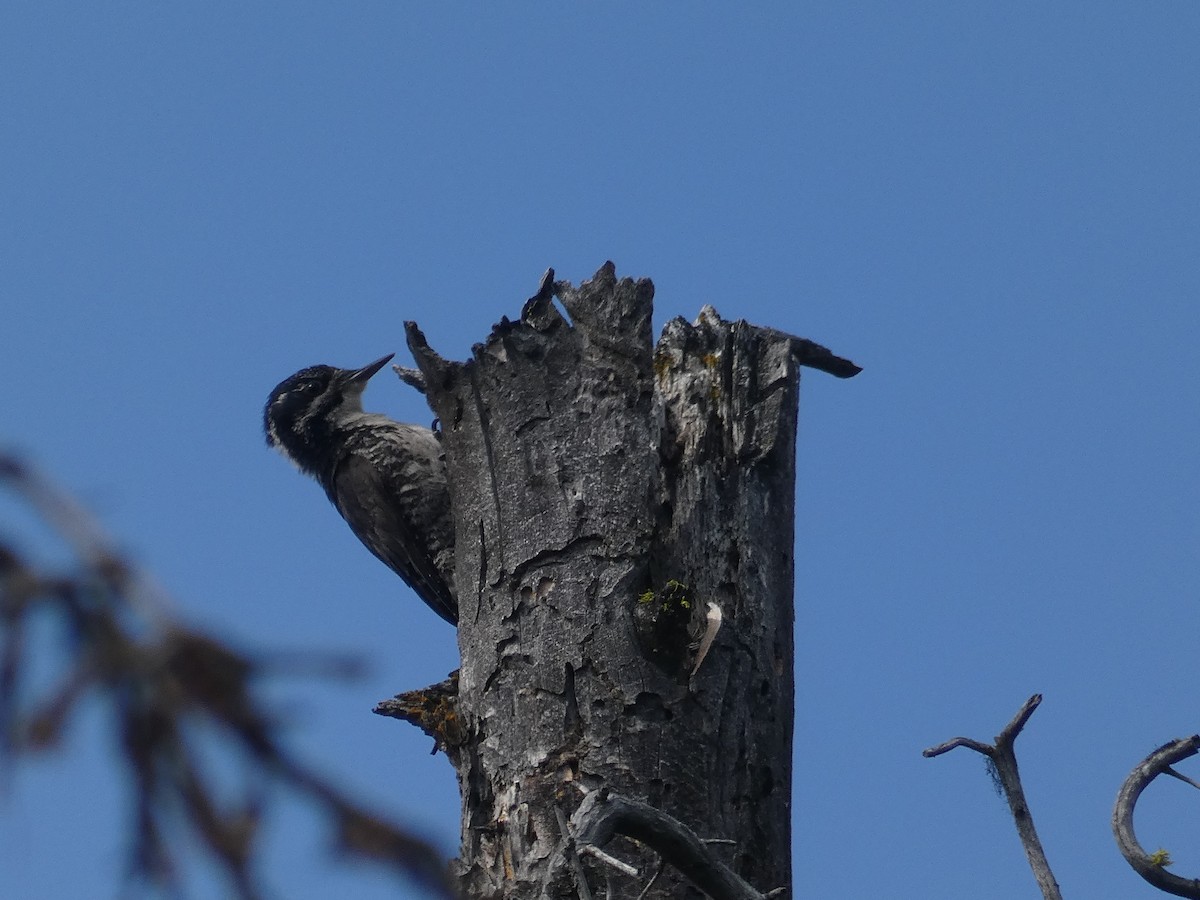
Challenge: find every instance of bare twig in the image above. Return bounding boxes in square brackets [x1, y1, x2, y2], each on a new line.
[923, 694, 1061, 900]
[1163, 765, 1200, 793]
[1112, 735, 1200, 898]
[634, 860, 666, 900]
[578, 844, 639, 878]
[556, 804, 594, 900]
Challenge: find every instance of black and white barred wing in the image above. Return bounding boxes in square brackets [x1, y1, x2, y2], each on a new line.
[331, 452, 458, 625]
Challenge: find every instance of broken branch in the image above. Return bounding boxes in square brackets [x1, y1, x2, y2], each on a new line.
[923, 694, 1061, 900]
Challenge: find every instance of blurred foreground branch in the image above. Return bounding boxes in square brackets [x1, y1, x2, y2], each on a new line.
[0, 455, 453, 899]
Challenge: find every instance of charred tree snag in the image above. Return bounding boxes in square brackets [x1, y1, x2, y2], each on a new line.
[388, 263, 859, 898]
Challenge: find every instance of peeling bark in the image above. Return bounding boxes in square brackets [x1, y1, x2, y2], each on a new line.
[396, 263, 857, 898]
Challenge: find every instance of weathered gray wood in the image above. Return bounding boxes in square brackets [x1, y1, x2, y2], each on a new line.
[1112, 735, 1200, 898]
[403, 263, 857, 899]
[924, 694, 1063, 900]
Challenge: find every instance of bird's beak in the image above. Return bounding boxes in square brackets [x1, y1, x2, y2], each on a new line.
[349, 353, 396, 385]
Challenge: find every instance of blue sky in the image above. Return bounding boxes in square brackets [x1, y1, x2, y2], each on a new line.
[2, 3, 1198, 898]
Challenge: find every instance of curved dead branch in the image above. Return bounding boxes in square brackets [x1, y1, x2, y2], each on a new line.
[1112, 735, 1200, 898]
[564, 790, 769, 900]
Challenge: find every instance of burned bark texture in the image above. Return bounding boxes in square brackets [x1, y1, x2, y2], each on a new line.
[398, 263, 857, 899]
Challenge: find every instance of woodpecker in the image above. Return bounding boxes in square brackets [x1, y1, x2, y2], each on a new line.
[263, 354, 457, 625]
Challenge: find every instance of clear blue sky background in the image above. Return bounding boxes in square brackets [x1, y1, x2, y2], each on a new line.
[2, 4, 1197, 898]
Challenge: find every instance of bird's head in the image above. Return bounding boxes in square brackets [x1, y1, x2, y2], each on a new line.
[264, 353, 395, 474]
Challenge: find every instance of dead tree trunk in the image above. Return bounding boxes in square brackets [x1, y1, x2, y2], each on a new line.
[385, 263, 858, 899]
